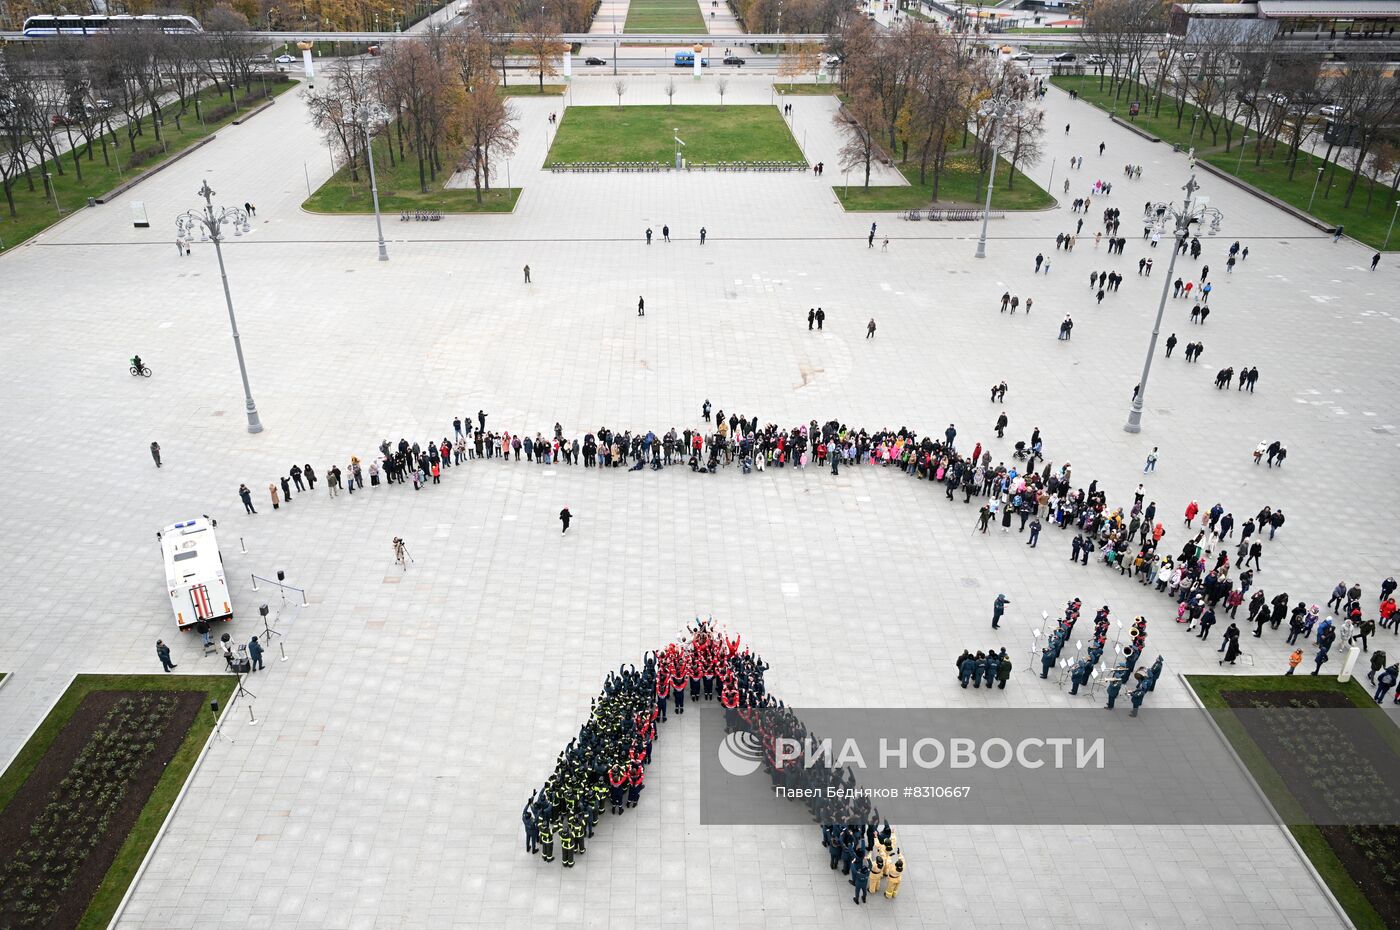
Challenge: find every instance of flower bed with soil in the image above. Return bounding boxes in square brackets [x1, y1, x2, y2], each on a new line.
[0, 675, 233, 930]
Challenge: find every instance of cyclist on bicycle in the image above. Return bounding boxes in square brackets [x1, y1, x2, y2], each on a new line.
[131, 355, 144, 373]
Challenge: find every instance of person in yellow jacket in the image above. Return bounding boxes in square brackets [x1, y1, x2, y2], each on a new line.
[866, 850, 885, 895]
[883, 849, 905, 898]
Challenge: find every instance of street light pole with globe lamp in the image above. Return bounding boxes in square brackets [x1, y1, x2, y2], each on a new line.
[176, 182, 264, 434]
[1123, 173, 1224, 434]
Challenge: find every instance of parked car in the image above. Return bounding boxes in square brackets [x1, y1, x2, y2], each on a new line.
[1086, 54, 1106, 65]
[1267, 92, 1289, 107]
[1053, 52, 1077, 62]
[1181, 51, 1198, 61]
[585, 56, 606, 65]
[51, 106, 93, 126]
[275, 54, 297, 63]
[1319, 103, 1346, 117]
[723, 55, 745, 65]
[250, 53, 270, 63]
[1010, 51, 1033, 62]
[825, 54, 842, 66]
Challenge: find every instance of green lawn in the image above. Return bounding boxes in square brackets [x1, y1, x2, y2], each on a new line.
[545, 105, 804, 165]
[303, 135, 520, 213]
[0, 78, 296, 253]
[775, 83, 840, 96]
[501, 84, 566, 97]
[1186, 675, 1393, 930]
[0, 673, 237, 930]
[835, 151, 1055, 211]
[625, 0, 706, 33]
[1054, 73, 1400, 250]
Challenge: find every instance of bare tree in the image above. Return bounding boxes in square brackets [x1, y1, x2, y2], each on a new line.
[0, 62, 40, 217]
[665, 78, 676, 108]
[461, 68, 519, 202]
[201, 6, 260, 107]
[717, 77, 729, 109]
[614, 79, 626, 107]
[523, 10, 567, 92]
[834, 88, 885, 189]
[999, 101, 1045, 189]
[1329, 64, 1400, 208]
[303, 59, 376, 182]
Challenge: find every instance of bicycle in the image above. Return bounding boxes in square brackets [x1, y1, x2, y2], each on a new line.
[129, 359, 152, 377]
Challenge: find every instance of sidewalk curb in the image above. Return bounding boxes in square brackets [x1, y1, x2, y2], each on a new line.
[1109, 114, 1161, 144]
[104, 687, 237, 930]
[231, 98, 276, 125]
[95, 136, 217, 204]
[1179, 673, 1357, 930]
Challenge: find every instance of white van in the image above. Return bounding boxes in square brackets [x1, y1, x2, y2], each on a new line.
[159, 517, 233, 630]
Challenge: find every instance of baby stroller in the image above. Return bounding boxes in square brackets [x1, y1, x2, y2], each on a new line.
[1013, 441, 1028, 461]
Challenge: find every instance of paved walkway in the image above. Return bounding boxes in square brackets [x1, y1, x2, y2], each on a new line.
[0, 73, 1393, 930]
[701, 0, 744, 35]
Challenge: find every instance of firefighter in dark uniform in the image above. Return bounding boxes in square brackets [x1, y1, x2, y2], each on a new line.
[850, 847, 871, 904]
[539, 810, 555, 863]
[828, 826, 845, 870]
[1129, 682, 1149, 717]
[522, 793, 539, 853]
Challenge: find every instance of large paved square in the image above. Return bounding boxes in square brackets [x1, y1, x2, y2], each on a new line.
[1, 71, 1395, 929]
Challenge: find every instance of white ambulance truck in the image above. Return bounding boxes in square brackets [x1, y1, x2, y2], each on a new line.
[159, 517, 233, 630]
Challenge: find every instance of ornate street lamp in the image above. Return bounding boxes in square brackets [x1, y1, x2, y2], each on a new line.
[176, 182, 264, 434]
[1124, 174, 1224, 434]
[974, 95, 1011, 259]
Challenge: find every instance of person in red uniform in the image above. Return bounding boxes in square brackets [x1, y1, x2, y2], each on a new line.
[607, 764, 629, 815]
[625, 759, 645, 809]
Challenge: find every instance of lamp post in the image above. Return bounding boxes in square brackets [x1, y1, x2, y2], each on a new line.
[176, 181, 264, 434]
[353, 106, 390, 262]
[1124, 174, 1224, 434]
[1235, 133, 1247, 173]
[1385, 199, 1400, 251]
[974, 95, 1011, 259]
[1308, 166, 1324, 213]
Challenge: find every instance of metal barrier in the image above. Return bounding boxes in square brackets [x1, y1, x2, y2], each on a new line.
[250, 574, 308, 605]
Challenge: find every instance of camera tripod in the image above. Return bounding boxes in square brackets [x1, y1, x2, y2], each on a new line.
[393, 539, 414, 570]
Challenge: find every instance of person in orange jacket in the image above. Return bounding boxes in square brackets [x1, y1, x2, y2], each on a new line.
[1285, 648, 1303, 675]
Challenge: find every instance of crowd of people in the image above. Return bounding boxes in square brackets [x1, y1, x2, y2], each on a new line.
[226, 385, 1398, 703]
[521, 619, 904, 903]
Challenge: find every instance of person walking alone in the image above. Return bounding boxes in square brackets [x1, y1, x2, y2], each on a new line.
[156, 639, 177, 672]
[150, 441, 162, 468]
[637, 296, 645, 317]
[559, 507, 573, 534]
[524, 264, 531, 283]
[866, 318, 877, 339]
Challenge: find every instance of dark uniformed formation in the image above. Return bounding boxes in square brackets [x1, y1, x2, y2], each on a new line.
[955, 648, 1012, 690]
[525, 619, 908, 903]
[522, 653, 658, 868]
